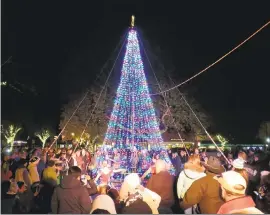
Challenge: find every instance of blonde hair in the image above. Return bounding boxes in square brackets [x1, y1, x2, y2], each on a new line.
[155, 159, 166, 174]
[184, 154, 205, 172]
[98, 185, 109, 194]
[186, 154, 200, 166]
[238, 151, 247, 161]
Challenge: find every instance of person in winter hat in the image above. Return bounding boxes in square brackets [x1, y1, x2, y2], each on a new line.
[119, 173, 161, 214]
[215, 170, 263, 214]
[180, 156, 225, 214]
[232, 158, 249, 184]
[177, 154, 206, 214]
[90, 194, 116, 214]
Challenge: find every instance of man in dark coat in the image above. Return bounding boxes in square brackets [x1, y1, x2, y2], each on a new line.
[51, 166, 91, 214]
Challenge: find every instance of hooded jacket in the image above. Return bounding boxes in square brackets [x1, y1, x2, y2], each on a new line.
[177, 169, 206, 199]
[51, 175, 91, 214]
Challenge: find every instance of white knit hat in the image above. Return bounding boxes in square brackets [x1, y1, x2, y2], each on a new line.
[232, 158, 245, 169]
[124, 173, 141, 188]
[90, 195, 116, 214]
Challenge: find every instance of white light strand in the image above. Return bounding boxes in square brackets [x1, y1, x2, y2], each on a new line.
[68, 31, 129, 160]
[168, 76, 230, 164]
[139, 35, 190, 156]
[150, 20, 270, 96]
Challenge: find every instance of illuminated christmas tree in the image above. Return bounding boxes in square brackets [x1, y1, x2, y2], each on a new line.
[104, 28, 163, 150]
[98, 24, 174, 177]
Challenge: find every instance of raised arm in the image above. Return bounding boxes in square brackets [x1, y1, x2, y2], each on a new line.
[141, 167, 152, 180]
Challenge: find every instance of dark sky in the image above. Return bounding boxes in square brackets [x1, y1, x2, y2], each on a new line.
[2, 1, 270, 143]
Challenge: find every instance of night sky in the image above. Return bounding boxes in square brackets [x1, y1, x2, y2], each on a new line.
[2, 1, 270, 143]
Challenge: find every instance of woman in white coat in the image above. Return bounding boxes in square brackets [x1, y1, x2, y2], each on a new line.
[177, 154, 206, 214]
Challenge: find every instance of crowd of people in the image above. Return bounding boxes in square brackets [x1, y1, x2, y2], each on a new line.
[1, 144, 270, 214]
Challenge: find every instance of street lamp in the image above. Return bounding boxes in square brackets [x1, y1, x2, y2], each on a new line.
[266, 137, 270, 143]
[71, 132, 75, 137]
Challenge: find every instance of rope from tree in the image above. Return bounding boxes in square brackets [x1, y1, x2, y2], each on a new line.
[150, 20, 270, 96]
[139, 35, 190, 156]
[1, 56, 12, 68]
[68, 31, 128, 162]
[47, 90, 90, 151]
[168, 76, 230, 164]
[48, 29, 128, 151]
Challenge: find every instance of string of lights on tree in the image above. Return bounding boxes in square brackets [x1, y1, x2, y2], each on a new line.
[93, 28, 174, 180]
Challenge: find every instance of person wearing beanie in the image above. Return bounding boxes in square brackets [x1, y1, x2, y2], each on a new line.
[119, 173, 161, 214]
[90, 195, 117, 214]
[232, 158, 249, 184]
[233, 158, 245, 169]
